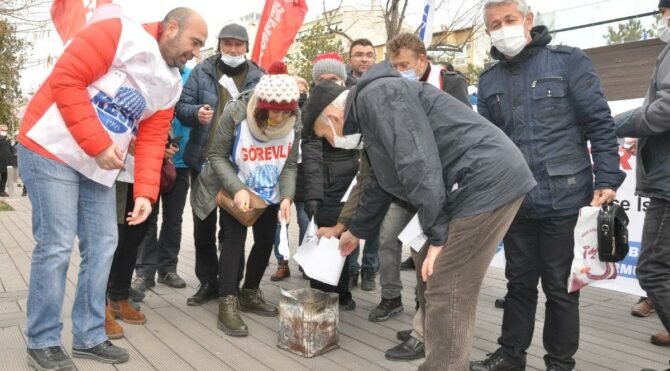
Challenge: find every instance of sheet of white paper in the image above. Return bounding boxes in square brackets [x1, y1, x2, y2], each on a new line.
[398, 213, 428, 252]
[340, 176, 358, 203]
[219, 75, 240, 100]
[294, 236, 346, 286]
[277, 217, 290, 258]
[116, 154, 135, 183]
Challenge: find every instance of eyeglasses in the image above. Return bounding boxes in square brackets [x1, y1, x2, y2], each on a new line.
[351, 53, 375, 60]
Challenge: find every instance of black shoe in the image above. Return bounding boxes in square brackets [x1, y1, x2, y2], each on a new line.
[470, 351, 524, 371]
[361, 268, 376, 291]
[157, 272, 186, 288]
[547, 365, 572, 371]
[400, 257, 415, 270]
[0, 191, 9, 197]
[187, 282, 219, 306]
[348, 270, 359, 289]
[72, 340, 129, 364]
[494, 298, 505, 309]
[396, 329, 412, 341]
[369, 296, 403, 322]
[129, 276, 154, 302]
[340, 299, 356, 311]
[26, 346, 74, 371]
[385, 336, 425, 361]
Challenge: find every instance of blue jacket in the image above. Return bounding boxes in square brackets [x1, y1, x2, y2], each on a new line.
[478, 26, 625, 217]
[175, 54, 264, 171]
[172, 67, 193, 169]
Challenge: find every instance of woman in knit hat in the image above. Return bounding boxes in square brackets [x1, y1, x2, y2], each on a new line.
[312, 52, 350, 86]
[190, 61, 300, 337]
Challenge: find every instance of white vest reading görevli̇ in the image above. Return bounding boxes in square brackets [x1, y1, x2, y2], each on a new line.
[232, 120, 294, 205]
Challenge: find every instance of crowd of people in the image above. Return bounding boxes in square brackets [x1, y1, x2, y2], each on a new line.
[11, 0, 670, 370]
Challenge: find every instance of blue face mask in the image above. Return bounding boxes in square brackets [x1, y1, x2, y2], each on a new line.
[400, 68, 418, 81]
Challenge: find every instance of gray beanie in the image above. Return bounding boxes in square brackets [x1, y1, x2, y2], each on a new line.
[312, 53, 347, 83]
[218, 23, 248, 41]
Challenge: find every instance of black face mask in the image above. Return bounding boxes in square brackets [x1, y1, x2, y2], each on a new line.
[298, 93, 308, 108]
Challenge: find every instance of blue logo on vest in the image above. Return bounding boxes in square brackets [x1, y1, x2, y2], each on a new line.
[245, 164, 280, 203]
[92, 87, 146, 134]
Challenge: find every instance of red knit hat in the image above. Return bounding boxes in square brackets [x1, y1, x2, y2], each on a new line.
[256, 61, 299, 111]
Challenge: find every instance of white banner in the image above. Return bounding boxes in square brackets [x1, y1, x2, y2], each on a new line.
[490, 98, 648, 296]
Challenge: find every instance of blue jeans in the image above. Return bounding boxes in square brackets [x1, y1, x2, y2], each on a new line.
[349, 235, 379, 273]
[273, 201, 309, 261]
[19, 145, 117, 349]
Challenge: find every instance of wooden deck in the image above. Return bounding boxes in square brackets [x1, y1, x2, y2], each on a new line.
[0, 196, 668, 370]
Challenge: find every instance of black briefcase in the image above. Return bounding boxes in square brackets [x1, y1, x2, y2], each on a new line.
[598, 202, 630, 262]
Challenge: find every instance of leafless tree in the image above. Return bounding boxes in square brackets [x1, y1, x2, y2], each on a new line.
[0, 0, 50, 33]
[428, 0, 485, 56]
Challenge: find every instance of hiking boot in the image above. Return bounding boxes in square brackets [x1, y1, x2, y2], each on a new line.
[239, 288, 278, 317]
[368, 296, 403, 322]
[72, 340, 129, 364]
[157, 272, 186, 288]
[108, 299, 146, 325]
[270, 259, 291, 282]
[26, 346, 74, 371]
[104, 305, 124, 339]
[470, 350, 524, 371]
[361, 268, 376, 291]
[632, 297, 655, 317]
[340, 299, 357, 311]
[0, 192, 9, 197]
[385, 336, 425, 361]
[187, 282, 219, 306]
[348, 270, 359, 289]
[397, 329, 412, 341]
[217, 295, 248, 337]
[400, 257, 415, 270]
[129, 276, 154, 302]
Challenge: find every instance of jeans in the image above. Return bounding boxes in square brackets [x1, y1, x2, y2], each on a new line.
[417, 197, 523, 371]
[349, 236, 379, 273]
[378, 201, 415, 299]
[135, 168, 190, 278]
[219, 205, 279, 296]
[497, 212, 580, 370]
[191, 170, 226, 286]
[637, 198, 670, 334]
[108, 183, 153, 301]
[19, 145, 117, 349]
[273, 201, 309, 261]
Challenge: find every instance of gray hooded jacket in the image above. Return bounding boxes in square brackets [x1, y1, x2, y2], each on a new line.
[346, 62, 536, 246]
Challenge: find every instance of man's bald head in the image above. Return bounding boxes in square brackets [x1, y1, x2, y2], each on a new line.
[159, 7, 208, 68]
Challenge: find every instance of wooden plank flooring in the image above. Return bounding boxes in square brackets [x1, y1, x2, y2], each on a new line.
[0, 196, 668, 370]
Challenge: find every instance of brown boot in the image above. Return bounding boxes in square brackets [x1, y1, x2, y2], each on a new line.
[270, 259, 290, 282]
[631, 297, 655, 317]
[105, 305, 124, 339]
[109, 299, 147, 325]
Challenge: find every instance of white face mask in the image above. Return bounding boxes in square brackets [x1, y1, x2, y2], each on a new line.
[658, 16, 670, 43]
[0, 131, 6, 137]
[400, 68, 419, 81]
[327, 117, 363, 150]
[490, 22, 528, 58]
[221, 52, 246, 68]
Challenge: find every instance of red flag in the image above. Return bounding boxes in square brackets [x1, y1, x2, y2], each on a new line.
[50, 0, 113, 43]
[251, 0, 308, 70]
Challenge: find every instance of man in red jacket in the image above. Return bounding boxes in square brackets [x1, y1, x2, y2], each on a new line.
[17, 7, 206, 370]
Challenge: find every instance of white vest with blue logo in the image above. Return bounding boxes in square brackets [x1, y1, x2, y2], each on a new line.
[232, 120, 293, 205]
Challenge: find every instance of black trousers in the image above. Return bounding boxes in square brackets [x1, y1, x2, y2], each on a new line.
[637, 198, 670, 334]
[498, 213, 579, 370]
[219, 204, 279, 296]
[108, 184, 157, 301]
[135, 168, 190, 278]
[0, 170, 7, 193]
